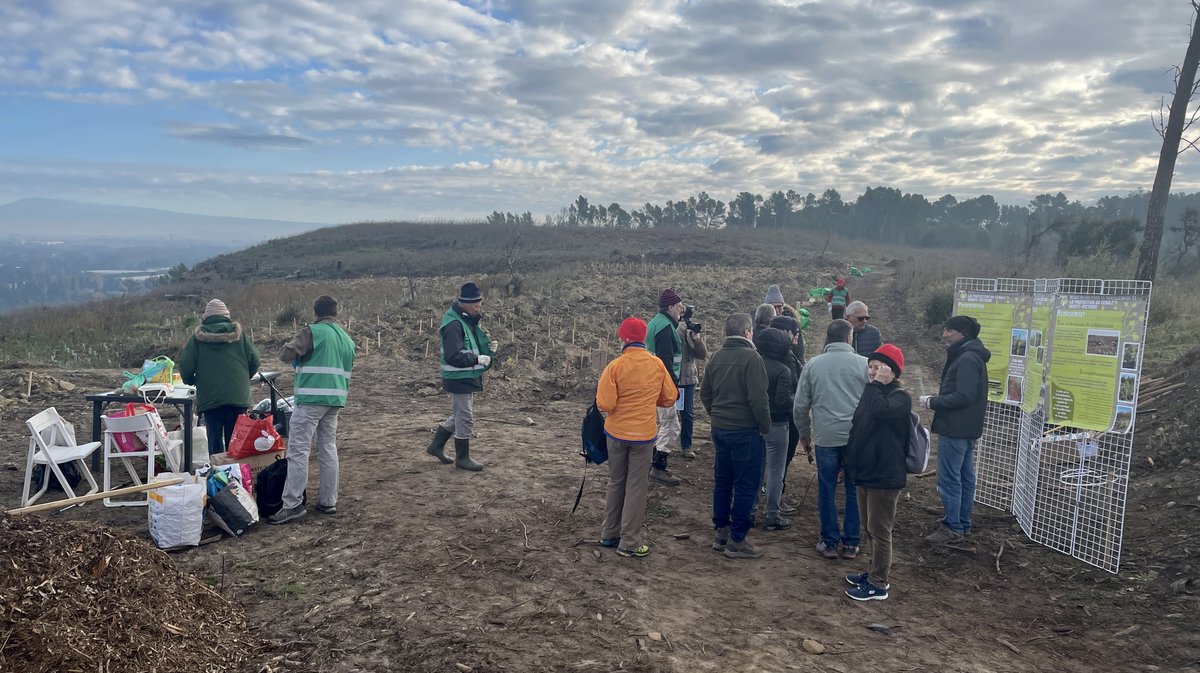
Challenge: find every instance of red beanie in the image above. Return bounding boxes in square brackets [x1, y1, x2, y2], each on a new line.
[869, 343, 905, 377]
[618, 317, 648, 343]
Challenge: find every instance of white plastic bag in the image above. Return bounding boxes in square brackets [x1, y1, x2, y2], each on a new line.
[147, 472, 206, 549]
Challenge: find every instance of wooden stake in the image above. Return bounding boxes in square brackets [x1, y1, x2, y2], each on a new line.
[8, 478, 186, 515]
[27, 371, 33, 398]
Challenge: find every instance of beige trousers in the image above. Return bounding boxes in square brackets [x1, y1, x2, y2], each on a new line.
[601, 438, 653, 548]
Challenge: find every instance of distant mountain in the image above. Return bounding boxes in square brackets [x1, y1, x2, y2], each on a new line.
[0, 198, 328, 244]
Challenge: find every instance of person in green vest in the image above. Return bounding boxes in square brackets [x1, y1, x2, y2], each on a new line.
[646, 288, 685, 485]
[825, 278, 851, 320]
[268, 295, 356, 525]
[425, 282, 493, 471]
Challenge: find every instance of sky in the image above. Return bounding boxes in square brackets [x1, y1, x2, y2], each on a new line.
[1, 0, 1199, 225]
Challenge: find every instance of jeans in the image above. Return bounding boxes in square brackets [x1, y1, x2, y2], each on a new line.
[711, 427, 765, 542]
[936, 435, 977, 534]
[203, 405, 246, 456]
[762, 423, 789, 519]
[282, 404, 341, 510]
[679, 385, 695, 449]
[816, 445, 859, 547]
[782, 418, 799, 492]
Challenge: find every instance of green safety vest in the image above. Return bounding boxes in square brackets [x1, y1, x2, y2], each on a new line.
[645, 312, 682, 377]
[294, 322, 356, 407]
[440, 307, 492, 380]
[830, 288, 849, 307]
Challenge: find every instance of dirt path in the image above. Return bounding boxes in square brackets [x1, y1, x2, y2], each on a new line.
[0, 266, 1186, 672]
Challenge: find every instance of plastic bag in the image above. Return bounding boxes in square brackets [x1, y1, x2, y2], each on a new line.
[147, 472, 206, 549]
[207, 481, 259, 537]
[227, 413, 283, 459]
[107, 403, 164, 453]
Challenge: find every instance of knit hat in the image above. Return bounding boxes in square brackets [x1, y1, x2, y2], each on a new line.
[458, 282, 483, 303]
[618, 317, 648, 343]
[944, 315, 981, 339]
[868, 343, 905, 378]
[836, 277, 846, 287]
[765, 284, 785, 305]
[659, 288, 682, 308]
[202, 299, 230, 319]
[769, 315, 799, 335]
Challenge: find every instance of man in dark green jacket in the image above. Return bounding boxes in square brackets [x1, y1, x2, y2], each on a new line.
[177, 298, 260, 459]
[700, 313, 771, 560]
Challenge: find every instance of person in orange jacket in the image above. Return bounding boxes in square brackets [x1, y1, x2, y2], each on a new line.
[595, 317, 678, 558]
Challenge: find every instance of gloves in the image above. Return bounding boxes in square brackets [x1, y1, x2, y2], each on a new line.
[919, 395, 932, 409]
[476, 355, 492, 367]
[827, 303, 833, 314]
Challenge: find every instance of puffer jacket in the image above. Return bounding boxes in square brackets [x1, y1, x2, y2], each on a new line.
[754, 328, 796, 424]
[845, 381, 912, 490]
[596, 343, 678, 443]
[931, 338, 992, 439]
[177, 315, 260, 414]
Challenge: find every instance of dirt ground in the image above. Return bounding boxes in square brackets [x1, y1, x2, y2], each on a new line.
[2, 264, 1198, 673]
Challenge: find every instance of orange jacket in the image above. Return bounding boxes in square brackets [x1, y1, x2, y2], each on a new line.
[596, 344, 678, 443]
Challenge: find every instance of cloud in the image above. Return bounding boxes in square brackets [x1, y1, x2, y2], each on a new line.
[167, 123, 313, 150]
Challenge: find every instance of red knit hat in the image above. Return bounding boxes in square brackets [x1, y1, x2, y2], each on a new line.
[618, 317, 648, 343]
[869, 343, 905, 377]
[836, 277, 846, 287]
[659, 288, 682, 308]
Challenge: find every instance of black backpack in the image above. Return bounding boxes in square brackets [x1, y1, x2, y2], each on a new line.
[30, 463, 83, 493]
[255, 456, 305, 517]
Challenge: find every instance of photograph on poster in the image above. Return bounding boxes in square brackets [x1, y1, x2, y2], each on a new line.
[1086, 329, 1120, 357]
[1006, 375, 1024, 404]
[1029, 330, 1042, 351]
[1118, 372, 1137, 404]
[1122, 342, 1140, 370]
[1113, 405, 1134, 433]
[1036, 346, 1046, 365]
[1011, 329, 1028, 357]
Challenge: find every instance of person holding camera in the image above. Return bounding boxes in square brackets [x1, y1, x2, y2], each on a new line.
[677, 305, 707, 460]
[646, 289, 686, 485]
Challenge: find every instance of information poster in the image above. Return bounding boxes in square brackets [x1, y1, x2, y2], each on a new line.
[954, 290, 1020, 404]
[1020, 296, 1053, 414]
[1046, 295, 1147, 432]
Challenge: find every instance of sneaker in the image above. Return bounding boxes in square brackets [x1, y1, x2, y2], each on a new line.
[780, 501, 799, 515]
[712, 526, 731, 551]
[267, 505, 307, 525]
[845, 572, 890, 590]
[841, 545, 860, 560]
[925, 526, 965, 544]
[681, 446, 697, 460]
[846, 580, 889, 601]
[314, 504, 337, 515]
[764, 516, 792, 531]
[815, 541, 840, 559]
[651, 467, 681, 486]
[616, 544, 650, 557]
[724, 538, 764, 559]
[599, 537, 620, 548]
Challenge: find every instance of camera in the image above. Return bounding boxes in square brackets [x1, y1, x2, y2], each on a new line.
[683, 305, 702, 333]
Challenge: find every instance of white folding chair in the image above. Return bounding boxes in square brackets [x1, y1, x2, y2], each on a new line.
[102, 411, 183, 507]
[21, 407, 102, 508]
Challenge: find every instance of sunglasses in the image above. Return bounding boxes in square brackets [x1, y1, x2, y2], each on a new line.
[854, 316, 871, 322]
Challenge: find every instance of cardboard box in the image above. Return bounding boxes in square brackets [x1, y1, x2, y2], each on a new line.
[207, 450, 284, 471]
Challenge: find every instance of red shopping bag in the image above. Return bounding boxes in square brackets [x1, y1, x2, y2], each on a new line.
[227, 413, 284, 459]
[106, 403, 159, 453]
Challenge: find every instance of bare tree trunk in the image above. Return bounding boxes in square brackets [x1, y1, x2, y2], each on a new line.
[1138, 3, 1200, 281]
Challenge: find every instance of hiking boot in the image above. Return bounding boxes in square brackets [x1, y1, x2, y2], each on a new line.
[846, 580, 889, 601]
[841, 545, 860, 560]
[314, 503, 337, 515]
[815, 541, 840, 559]
[616, 544, 650, 557]
[764, 516, 792, 531]
[925, 525, 964, 544]
[267, 505, 307, 525]
[712, 526, 731, 551]
[724, 538, 764, 559]
[780, 501, 799, 515]
[425, 426, 454, 464]
[599, 537, 620, 548]
[681, 446, 697, 460]
[454, 438, 483, 471]
[650, 450, 680, 485]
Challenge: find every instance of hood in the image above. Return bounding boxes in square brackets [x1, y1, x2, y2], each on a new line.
[753, 327, 792, 361]
[952, 338, 992, 363]
[194, 318, 242, 343]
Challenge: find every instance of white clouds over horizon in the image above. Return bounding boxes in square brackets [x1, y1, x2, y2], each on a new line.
[0, 0, 1196, 223]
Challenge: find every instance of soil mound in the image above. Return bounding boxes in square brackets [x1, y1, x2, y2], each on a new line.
[0, 513, 264, 673]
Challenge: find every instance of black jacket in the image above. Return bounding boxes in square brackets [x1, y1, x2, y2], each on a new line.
[440, 304, 487, 394]
[754, 328, 796, 424]
[846, 381, 911, 490]
[930, 338, 992, 439]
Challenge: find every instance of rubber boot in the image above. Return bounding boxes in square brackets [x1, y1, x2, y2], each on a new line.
[454, 437, 483, 472]
[425, 426, 454, 464]
[651, 450, 680, 486]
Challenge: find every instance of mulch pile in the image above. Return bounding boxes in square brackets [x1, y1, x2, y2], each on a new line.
[0, 513, 265, 673]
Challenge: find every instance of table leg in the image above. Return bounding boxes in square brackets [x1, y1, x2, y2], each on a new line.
[91, 402, 103, 471]
[183, 402, 194, 470]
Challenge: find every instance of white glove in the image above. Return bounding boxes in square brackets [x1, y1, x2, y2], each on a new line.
[827, 303, 833, 314]
[919, 395, 932, 409]
[476, 355, 491, 367]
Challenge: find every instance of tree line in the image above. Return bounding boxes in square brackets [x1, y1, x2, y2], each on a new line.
[485, 188, 1200, 273]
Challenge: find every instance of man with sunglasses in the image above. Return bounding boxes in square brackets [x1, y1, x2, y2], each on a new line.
[846, 301, 883, 358]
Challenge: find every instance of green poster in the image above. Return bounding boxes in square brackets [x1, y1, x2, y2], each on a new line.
[954, 290, 1018, 403]
[1021, 298, 1052, 414]
[1046, 296, 1146, 432]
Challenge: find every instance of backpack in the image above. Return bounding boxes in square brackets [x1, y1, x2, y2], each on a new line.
[255, 456, 305, 518]
[30, 463, 83, 493]
[580, 401, 608, 466]
[906, 411, 931, 474]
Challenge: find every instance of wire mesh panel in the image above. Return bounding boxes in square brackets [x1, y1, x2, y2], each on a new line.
[1012, 403, 1045, 533]
[976, 402, 1021, 511]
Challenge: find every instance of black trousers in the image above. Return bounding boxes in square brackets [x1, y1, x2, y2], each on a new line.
[204, 405, 246, 456]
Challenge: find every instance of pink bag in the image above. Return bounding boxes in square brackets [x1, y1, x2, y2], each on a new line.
[107, 403, 160, 453]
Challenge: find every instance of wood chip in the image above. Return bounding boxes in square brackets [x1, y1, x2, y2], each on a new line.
[802, 638, 825, 654]
[647, 631, 663, 641]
